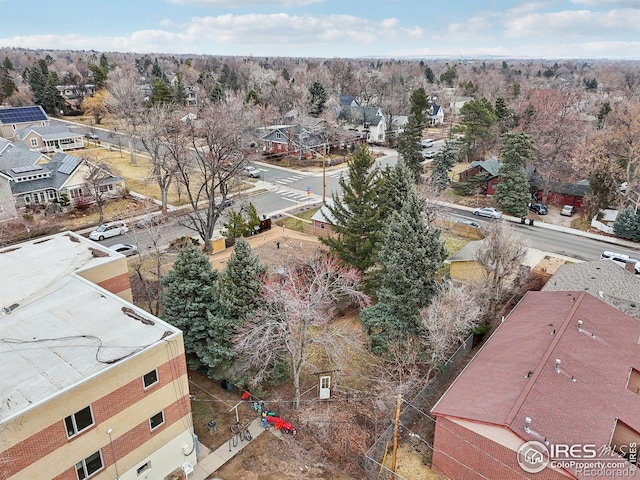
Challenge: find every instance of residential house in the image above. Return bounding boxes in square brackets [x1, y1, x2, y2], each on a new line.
[458, 157, 501, 195]
[259, 123, 329, 159]
[543, 259, 640, 320]
[447, 95, 474, 115]
[337, 105, 387, 145]
[428, 101, 444, 125]
[56, 84, 96, 100]
[431, 290, 640, 479]
[305, 200, 337, 238]
[0, 105, 50, 139]
[447, 240, 554, 285]
[528, 167, 588, 207]
[14, 124, 84, 153]
[0, 145, 125, 210]
[0, 231, 197, 480]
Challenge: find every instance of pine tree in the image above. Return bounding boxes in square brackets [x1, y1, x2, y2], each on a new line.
[380, 161, 415, 218]
[613, 207, 640, 241]
[307, 80, 327, 117]
[28, 60, 48, 105]
[396, 112, 423, 183]
[430, 140, 459, 191]
[495, 131, 535, 218]
[196, 239, 268, 375]
[150, 79, 174, 105]
[361, 185, 447, 353]
[320, 145, 385, 272]
[219, 238, 267, 320]
[88, 64, 107, 90]
[161, 244, 219, 368]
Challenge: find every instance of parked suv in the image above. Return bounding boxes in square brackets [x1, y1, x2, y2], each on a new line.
[529, 203, 548, 215]
[600, 251, 632, 268]
[89, 221, 129, 241]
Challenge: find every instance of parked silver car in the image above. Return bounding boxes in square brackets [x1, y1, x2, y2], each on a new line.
[472, 207, 502, 219]
[89, 221, 129, 241]
[108, 243, 138, 257]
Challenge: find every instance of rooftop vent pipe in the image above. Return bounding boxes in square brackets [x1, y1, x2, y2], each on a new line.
[555, 359, 561, 373]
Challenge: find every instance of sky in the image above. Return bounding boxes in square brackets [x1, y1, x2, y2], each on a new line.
[1, 0, 640, 59]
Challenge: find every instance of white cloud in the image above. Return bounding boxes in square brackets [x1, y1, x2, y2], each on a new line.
[570, 0, 640, 6]
[168, 0, 326, 6]
[503, 8, 640, 38]
[447, 15, 492, 34]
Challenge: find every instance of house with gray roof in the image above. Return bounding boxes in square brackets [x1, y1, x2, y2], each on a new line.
[0, 105, 49, 139]
[337, 105, 387, 145]
[259, 123, 329, 159]
[0, 143, 125, 216]
[14, 124, 84, 153]
[458, 157, 502, 195]
[543, 259, 640, 320]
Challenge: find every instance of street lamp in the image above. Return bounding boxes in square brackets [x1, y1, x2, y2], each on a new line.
[106, 428, 121, 479]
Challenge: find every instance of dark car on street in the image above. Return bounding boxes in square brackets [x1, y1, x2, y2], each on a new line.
[529, 203, 548, 215]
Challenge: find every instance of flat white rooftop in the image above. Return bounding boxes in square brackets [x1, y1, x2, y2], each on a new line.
[0, 232, 179, 422]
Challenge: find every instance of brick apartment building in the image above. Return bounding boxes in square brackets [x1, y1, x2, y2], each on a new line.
[0, 232, 196, 480]
[431, 290, 640, 479]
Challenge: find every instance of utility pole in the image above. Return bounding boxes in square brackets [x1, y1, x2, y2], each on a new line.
[390, 394, 402, 477]
[322, 145, 326, 203]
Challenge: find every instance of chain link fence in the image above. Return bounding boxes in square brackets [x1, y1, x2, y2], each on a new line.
[363, 333, 474, 479]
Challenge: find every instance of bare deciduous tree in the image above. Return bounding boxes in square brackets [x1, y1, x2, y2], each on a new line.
[177, 99, 252, 253]
[475, 221, 527, 302]
[106, 66, 145, 165]
[234, 253, 370, 409]
[139, 105, 181, 215]
[82, 159, 120, 225]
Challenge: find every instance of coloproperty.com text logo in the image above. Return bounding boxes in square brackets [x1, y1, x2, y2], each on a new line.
[517, 441, 638, 476]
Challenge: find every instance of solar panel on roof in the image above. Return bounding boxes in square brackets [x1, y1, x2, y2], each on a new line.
[11, 165, 43, 174]
[57, 156, 80, 175]
[0, 106, 48, 124]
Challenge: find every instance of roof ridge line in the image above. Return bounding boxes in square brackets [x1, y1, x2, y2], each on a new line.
[504, 291, 585, 425]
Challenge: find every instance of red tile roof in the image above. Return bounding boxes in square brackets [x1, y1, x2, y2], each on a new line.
[432, 291, 640, 449]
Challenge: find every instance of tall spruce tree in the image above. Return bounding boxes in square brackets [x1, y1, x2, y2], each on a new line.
[396, 112, 424, 183]
[430, 140, 459, 191]
[495, 131, 535, 218]
[161, 244, 218, 369]
[361, 184, 447, 353]
[320, 145, 385, 272]
[613, 207, 640, 241]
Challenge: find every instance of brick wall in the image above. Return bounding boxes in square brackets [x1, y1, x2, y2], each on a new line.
[0, 355, 187, 478]
[432, 416, 568, 480]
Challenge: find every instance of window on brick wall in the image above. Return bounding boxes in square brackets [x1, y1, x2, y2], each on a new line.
[150, 411, 164, 431]
[65, 405, 94, 438]
[75, 450, 103, 479]
[143, 369, 159, 388]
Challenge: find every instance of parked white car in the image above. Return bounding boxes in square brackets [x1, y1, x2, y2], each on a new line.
[108, 243, 138, 257]
[89, 221, 129, 241]
[472, 207, 503, 219]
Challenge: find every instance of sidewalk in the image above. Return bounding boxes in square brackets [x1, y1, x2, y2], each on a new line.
[191, 417, 283, 480]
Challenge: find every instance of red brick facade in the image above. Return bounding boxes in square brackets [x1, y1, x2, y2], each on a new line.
[96, 272, 131, 296]
[51, 396, 191, 480]
[0, 354, 188, 479]
[432, 416, 571, 480]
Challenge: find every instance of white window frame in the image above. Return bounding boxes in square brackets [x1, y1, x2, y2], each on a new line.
[64, 405, 95, 438]
[30, 138, 38, 147]
[149, 411, 165, 431]
[75, 450, 104, 479]
[143, 369, 159, 389]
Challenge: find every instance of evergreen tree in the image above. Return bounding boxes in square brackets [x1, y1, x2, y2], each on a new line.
[439, 65, 458, 87]
[172, 74, 187, 106]
[151, 58, 163, 79]
[245, 89, 259, 105]
[99, 53, 109, 72]
[495, 97, 509, 120]
[42, 72, 66, 115]
[200, 239, 268, 375]
[27, 61, 48, 105]
[161, 244, 219, 369]
[88, 64, 107, 90]
[424, 65, 435, 84]
[219, 238, 267, 320]
[495, 131, 535, 218]
[430, 140, 459, 191]
[2, 57, 13, 71]
[409, 87, 430, 125]
[613, 207, 640, 241]
[453, 97, 497, 160]
[150, 79, 174, 105]
[380, 161, 415, 219]
[320, 145, 385, 272]
[362, 185, 447, 353]
[307, 80, 327, 117]
[396, 111, 423, 183]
